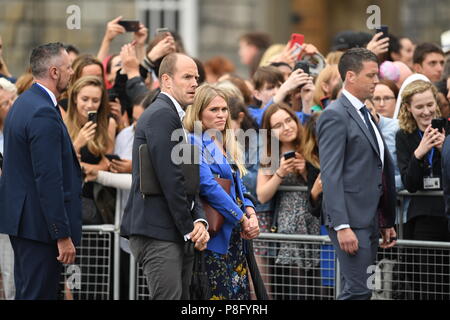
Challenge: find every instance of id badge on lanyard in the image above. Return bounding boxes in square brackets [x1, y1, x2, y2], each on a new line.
[419, 132, 440, 190]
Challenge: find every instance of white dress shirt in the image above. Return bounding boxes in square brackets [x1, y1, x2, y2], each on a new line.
[160, 91, 208, 240]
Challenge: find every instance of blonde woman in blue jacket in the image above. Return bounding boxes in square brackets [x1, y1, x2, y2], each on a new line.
[184, 83, 260, 300]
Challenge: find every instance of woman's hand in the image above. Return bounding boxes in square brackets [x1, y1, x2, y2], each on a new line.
[366, 32, 389, 56]
[414, 125, 445, 159]
[276, 156, 295, 178]
[147, 34, 176, 63]
[109, 159, 132, 173]
[311, 173, 323, 202]
[293, 152, 307, 177]
[241, 210, 260, 240]
[73, 121, 97, 152]
[109, 98, 123, 127]
[104, 16, 126, 42]
[83, 166, 99, 183]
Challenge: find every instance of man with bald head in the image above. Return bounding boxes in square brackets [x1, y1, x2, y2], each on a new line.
[0, 42, 81, 299]
[121, 53, 209, 300]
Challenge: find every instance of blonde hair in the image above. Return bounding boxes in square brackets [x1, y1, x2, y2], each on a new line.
[65, 76, 111, 156]
[258, 44, 285, 67]
[313, 64, 340, 105]
[326, 51, 343, 65]
[398, 80, 440, 133]
[184, 83, 247, 176]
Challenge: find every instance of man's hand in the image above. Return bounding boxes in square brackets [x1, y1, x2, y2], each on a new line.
[380, 227, 397, 249]
[337, 228, 359, 255]
[57, 237, 76, 264]
[190, 221, 209, 251]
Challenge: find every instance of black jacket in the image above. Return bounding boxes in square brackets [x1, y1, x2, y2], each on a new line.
[396, 128, 445, 220]
[120, 93, 205, 242]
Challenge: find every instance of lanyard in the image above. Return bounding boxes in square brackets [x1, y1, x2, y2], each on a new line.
[418, 131, 435, 173]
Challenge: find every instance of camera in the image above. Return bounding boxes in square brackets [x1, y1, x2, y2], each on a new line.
[294, 61, 310, 75]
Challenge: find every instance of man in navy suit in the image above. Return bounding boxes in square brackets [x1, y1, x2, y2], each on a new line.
[0, 42, 82, 299]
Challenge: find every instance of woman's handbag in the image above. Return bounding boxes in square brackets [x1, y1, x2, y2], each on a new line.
[201, 177, 231, 236]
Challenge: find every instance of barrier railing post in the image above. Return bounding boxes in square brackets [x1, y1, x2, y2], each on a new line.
[113, 189, 122, 300]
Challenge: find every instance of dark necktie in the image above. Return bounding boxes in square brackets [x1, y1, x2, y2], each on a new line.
[360, 105, 379, 152]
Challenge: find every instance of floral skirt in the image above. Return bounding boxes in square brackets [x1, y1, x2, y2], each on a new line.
[204, 225, 250, 300]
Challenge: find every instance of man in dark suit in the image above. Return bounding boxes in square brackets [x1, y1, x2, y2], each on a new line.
[121, 53, 209, 300]
[0, 42, 82, 300]
[317, 48, 397, 300]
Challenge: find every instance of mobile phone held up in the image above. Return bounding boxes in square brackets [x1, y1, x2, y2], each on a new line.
[283, 151, 296, 160]
[105, 154, 121, 162]
[87, 111, 97, 124]
[431, 118, 447, 132]
[118, 20, 140, 32]
[289, 33, 305, 60]
[375, 25, 389, 39]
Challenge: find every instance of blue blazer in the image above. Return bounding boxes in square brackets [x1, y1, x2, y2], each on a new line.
[189, 132, 254, 254]
[0, 84, 82, 246]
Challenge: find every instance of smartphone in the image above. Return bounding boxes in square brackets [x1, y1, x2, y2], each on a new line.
[289, 33, 305, 60]
[87, 111, 97, 124]
[283, 151, 296, 160]
[105, 154, 121, 161]
[156, 27, 169, 35]
[431, 118, 447, 132]
[375, 25, 389, 39]
[294, 61, 310, 75]
[118, 20, 140, 32]
[289, 33, 305, 48]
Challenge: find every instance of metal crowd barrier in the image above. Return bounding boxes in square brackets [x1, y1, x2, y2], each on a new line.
[2, 187, 450, 300]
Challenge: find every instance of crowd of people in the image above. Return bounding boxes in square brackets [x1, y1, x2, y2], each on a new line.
[0, 16, 450, 300]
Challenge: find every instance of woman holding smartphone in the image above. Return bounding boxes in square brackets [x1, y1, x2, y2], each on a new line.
[396, 79, 450, 299]
[256, 103, 320, 300]
[65, 76, 116, 224]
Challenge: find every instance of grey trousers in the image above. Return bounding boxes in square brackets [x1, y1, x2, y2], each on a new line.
[129, 235, 195, 300]
[328, 224, 379, 300]
[0, 233, 15, 300]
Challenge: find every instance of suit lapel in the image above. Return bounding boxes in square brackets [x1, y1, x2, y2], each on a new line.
[341, 95, 380, 158]
[31, 84, 81, 169]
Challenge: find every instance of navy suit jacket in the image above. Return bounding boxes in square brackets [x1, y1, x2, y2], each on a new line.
[0, 83, 82, 246]
[121, 93, 206, 243]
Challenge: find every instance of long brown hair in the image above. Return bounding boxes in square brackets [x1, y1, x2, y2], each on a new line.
[302, 112, 320, 169]
[260, 103, 303, 168]
[65, 76, 111, 156]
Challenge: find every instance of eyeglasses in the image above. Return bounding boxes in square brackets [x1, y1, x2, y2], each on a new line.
[373, 96, 395, 104]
